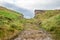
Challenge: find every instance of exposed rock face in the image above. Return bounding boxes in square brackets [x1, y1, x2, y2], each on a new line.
[35, 10, 45, 15]
[14, 29, 52, 40]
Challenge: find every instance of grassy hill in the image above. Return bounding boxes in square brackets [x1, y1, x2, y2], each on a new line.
[34, 10, 60, 40]
[41, 14, 60, 40]
[0, 6, 25, 40]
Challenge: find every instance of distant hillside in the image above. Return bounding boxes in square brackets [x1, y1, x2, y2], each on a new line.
[0, 6, 25, 40]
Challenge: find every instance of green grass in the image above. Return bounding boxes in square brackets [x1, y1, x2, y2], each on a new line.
[39, 11, 60, 40]
[0, 6, 24, 40]
[35, 10, 60, 21]
[34, 10, 60, 40]
[41, 14, 60, 40]
[0, 7, 22, 20]
[41, 14, 60, 30]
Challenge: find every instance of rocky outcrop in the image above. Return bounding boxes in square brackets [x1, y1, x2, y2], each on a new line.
[35, 10, 45, 15]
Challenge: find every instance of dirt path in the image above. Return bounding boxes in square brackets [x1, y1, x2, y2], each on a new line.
[11, 23, 52, 40]
[13, 29, 52, 40]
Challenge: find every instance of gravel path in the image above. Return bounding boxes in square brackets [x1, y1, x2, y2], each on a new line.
[13, 29, 52, 40]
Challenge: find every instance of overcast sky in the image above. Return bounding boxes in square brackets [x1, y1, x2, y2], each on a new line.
[0, 0, 60, 18]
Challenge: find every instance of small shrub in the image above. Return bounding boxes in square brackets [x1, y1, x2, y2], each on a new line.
[11, 24, 17, 29]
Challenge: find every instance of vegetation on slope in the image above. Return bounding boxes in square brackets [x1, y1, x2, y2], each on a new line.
[34, 10, 60, 40]
[0, 6, 25, 40]
[35, 10, 60, 21]
[41, 14, 60, 40]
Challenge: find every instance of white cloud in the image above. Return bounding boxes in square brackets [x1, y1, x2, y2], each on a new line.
[0, 0, 60, 10]
[3, 0, 14, 4]
[15, 0, 53, 10]
[14, 0, 60, 10]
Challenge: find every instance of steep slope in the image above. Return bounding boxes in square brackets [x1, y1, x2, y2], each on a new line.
[0, 6, 25, 40]
[41, 14, 60, 40]
[34, 10, 60, 40]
